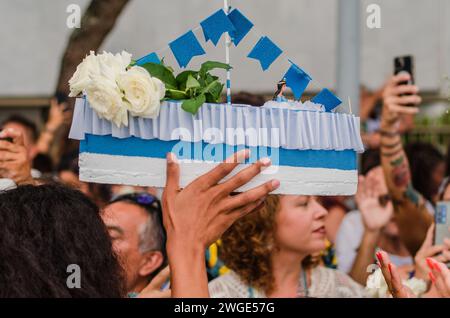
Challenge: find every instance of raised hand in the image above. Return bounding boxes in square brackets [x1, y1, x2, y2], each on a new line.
[381, 73, 421, 130]
[376, 250, 416, 298]
[356, 170, 393, 233]
[0, 128, 34, 185]
[427, 258, 450, 298]
[162, 149, 280, 297]
[414, 224, 450, 281]
[163, 149, 279, 249]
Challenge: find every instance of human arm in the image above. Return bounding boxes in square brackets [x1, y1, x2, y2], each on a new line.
[162, 150, 280, 298]
[380, 73, 433, 256]
[349, 175, 393, 285]
[36, 98, 65, 155]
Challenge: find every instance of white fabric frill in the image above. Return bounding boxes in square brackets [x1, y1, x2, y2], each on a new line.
[69, 98, 364, 153]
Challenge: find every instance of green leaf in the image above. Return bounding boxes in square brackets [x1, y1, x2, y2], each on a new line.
[199, 61, 231, 78]
[176, 71, 198, 90]
[205, 74, 219, 85]
[140, 62, 177, 90]
[186, 74, 201, 90]
[181, 94, 206, 115]
[165, 89, 188, 100]
[202, 80, 224, 102]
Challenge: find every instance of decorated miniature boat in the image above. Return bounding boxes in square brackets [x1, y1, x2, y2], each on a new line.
[68, 5, 364, 195]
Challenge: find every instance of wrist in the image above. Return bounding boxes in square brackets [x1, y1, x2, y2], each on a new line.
[363, 228, 381, 244]
[166, 237, 205, 260]
[44, 124, 58, 134]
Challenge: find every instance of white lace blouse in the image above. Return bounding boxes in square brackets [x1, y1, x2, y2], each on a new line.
[208, 266, 367, 298]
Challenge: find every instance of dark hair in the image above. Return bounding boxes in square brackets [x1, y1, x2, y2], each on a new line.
[360, 148, 381, 175]
[109, 193, 167, 274]
[1, 114, 39, 143]
[0, 184, 125, 297]
[232, 91, 266, 107]
[405, 142, 445, 204]
[57, 150, 80, 175]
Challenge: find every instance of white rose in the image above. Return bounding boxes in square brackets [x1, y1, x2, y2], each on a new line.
[68, 50, 132, 97]
[68, 51, 100, 97]
[85, 75, 128, 128]
[365, 268, 389, 298]
[98, 50, 131, 80]
[118, 66, 166, 119]
[403, 277, 427, 297]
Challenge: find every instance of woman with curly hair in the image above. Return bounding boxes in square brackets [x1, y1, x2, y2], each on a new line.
[0, 184, 126, 297]
[209, 195, 366, 298]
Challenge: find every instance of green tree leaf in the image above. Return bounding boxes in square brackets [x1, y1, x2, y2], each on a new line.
[199, 61, 231, 79]
[140, 62, 177, 90]
[181, 94, 206, 115]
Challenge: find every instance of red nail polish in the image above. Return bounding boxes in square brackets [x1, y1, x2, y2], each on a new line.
[388, 263, 393, 275]
[429, 271, 436, 284]
[434, 263, 442, 273]
[426, 258, 434, 270]
[376, 252, 382, 263]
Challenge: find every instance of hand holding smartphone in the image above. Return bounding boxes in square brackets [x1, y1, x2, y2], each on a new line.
[435, 201, 450, 268]
[394, 56, 415, 106]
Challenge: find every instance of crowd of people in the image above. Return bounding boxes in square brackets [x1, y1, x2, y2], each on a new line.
[0, 73, 450, 298]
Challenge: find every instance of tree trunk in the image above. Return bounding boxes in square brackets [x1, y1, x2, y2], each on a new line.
[52, 0, 130, 162]
[55, 0, 131, 97]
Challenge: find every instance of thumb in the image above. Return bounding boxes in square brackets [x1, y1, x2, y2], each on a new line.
[421, 223, 435, 250]
[164, 153, 180, 199]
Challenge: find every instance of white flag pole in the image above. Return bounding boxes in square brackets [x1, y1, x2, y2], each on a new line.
[224, 0, 232, 104]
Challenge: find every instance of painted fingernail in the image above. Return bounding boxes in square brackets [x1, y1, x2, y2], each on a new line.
[388, 263, 393, 275]
[260, 157, 271, 166]
[429, 271, 436, 284]
[271, 179, 280, 189]
[375, 252, 382, 264]
[426, 258, 434, 270]
[434, 262, 442, 273]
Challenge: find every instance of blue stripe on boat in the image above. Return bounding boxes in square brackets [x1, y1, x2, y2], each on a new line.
[80, 134, 357, 171]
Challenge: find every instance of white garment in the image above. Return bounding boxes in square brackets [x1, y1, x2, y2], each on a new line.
[208, 266, 366, 298]
[0, 178, 16, 191]
[335, 210, 413, 274]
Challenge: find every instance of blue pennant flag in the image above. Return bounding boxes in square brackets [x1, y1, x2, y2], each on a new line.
[311, 89, 342, 112]
[283, 60, 312, 100]
[135, 52, 160, 66]
[200, 9, 236, 46]
[169, 30, 206, 68]
[228, 9, 254, 46]
[247, 36, 283, 71]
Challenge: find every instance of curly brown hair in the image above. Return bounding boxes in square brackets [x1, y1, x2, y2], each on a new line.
[220, 195, 317, 295]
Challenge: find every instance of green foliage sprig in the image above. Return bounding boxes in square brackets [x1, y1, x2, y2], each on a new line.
[141, 61, 231, 115]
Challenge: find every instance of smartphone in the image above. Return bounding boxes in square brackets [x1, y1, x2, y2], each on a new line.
[435, 201, 450, 267]
[0, 136, 13, 143]
[394, 56, 415, 85]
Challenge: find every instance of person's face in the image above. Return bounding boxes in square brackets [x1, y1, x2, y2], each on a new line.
[102, 202, 153, 292]
[2, 122, 37, 159]
[275, 195, 328, 255]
